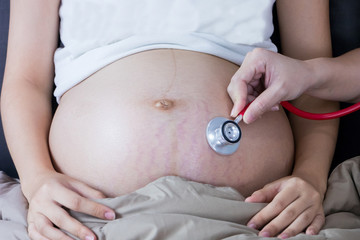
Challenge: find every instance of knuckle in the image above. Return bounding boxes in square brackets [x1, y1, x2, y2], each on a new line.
[318, 213, 325, 222]
[262, 182, 272, 189]
[313, 213, 325, 225]
[251, 189, 262, 197]
[69, 196, 82, 210]
[245, 50, 254, 59]
[275, 85, 287, 98]
[227, 84, 234, 95]
[252, 47, 265, 56]
[310, 192, 322, 203]
[34, 218, 47, 234]
[52, 214, 65, 227]
[283, 208, 296, 219]
[38, 181, 56, 194]
[302, 212, 313, 224]
[273, 199, 287, 211]
[252, 100, 267, 114]
[253, 213, 267, 225]
[289, 177, 305, 187]
[92, 204, 106, 218]
[76, 226, 91, 240]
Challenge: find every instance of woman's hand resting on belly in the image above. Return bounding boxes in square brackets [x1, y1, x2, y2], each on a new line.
[23, 170, 115, 240]
[244, 176, 325, 239]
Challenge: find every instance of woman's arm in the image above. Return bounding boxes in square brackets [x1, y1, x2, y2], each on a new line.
[244, 0, 338, 238]
[307, 48, 360, 102]
[1, 1, 114, 240]
[227, 47, 360, 124]
[277, 0, 338, 199]
[2, 0, 59, 185]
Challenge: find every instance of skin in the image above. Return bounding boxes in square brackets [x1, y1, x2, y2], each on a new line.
[1, 0, 337, 240]
[49, 49, 294, 199]
[228, 48, 360, 124]
[229, 0, 339, 238]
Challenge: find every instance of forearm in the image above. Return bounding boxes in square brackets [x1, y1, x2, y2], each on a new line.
[306, 48, 360, 102]
[289, 97, 338, 196]
[2, 0, 60, 198]
[1, 79, 55, 196]
[288, 58, 339, 196]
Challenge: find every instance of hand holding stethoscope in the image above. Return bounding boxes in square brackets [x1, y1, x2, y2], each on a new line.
[228, 48, 360, 124]
[207, 48, 360, 155]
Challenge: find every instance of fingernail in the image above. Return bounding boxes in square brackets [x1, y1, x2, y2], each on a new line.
[85, 236, 95, 240]
[244, 114, 254, 124]
[279, 233, 289, 239]
[259, 231, 270, 237]
[247, 223, 257, 229]
[105, 211, 115, 220]
[230, 108, 237, 117]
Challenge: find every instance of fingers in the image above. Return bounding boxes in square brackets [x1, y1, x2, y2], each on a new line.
[245, 181, 281, 203]
[43, 205, 96, 240]
[28, 203, 98, 240]
[247, 187, 298, 230]
[54, 185, 115, 221]
[71, 180, 107, 200]
[258, 199, 311, 238]
[228, 48, 312, 123]
[306, 214, 325, 235]
[28, 202, 100, 240]
[228, 76, 249, 118]
[246, 177, 325, 238]
[276, 210, 324, 239]
[28, 212, 74, 240]
[242, 86, 283, 124]
[28, 221, 51, 240]
[228, 49, 267, 118]
[27, 174, 116, 240]
[229, 48, 284, 121]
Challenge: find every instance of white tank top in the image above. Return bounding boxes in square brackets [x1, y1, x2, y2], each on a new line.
[54, 0, 276, 102]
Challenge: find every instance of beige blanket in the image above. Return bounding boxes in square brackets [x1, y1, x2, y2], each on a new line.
[1, 157, 360, 240]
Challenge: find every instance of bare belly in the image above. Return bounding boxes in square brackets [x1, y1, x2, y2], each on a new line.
[49, 49, 294, 197]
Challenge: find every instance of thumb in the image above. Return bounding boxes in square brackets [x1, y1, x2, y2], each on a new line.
[245, 181, 281, 203]
[242, 85, 284, 124]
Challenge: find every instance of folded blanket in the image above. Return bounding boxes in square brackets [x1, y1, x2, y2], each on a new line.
[1, 156, 360, 240]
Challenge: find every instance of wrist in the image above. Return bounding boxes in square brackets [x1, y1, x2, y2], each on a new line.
[304, 57, 334, 98]
[291, 170, 327, 198]
[20, 167, 56, 199]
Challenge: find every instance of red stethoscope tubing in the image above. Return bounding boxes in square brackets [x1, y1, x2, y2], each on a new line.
[280, 101, 360, 120]
[239, 101, 360, 120]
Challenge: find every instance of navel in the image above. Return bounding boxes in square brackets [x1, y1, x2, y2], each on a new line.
[154, 99, 174, 110]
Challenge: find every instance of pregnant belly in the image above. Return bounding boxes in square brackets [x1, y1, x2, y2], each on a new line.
[49, 49, 294, 197]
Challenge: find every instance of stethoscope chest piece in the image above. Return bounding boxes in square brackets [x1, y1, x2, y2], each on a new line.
[206, 117, 241, 155]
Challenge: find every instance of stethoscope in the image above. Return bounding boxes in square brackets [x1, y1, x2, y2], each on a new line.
[206, 101, 360, 155]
